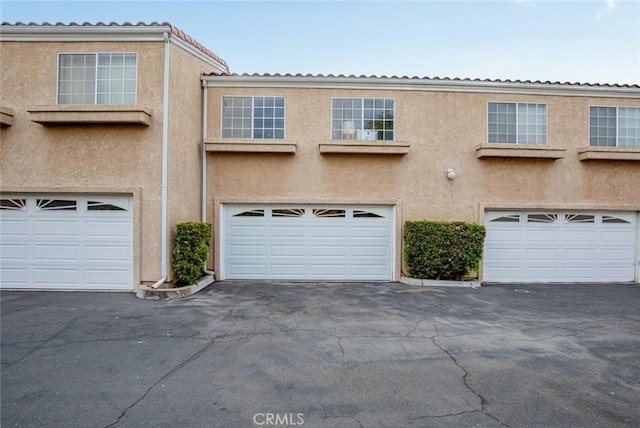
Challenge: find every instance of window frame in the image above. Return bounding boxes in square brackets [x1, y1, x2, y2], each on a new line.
[220, 95, 286, 140]
[589, 105, 640, 148]
[331, 97, 395, 142]
[57, 52, 138, 106]
[487, 101, 547, 145]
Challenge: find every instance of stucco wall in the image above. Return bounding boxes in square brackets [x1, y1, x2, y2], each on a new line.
[166, 43, 221, 279]
[204, 84, 640, 277]
[0, 40, 165, 284]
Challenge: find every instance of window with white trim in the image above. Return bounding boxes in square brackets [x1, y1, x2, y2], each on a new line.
[590, 106, 640, 148]
[221, 96, 285, 139]
[58, 53, 137, 105]
[488, 102, 547, 144]
[332, 98, 394, 141]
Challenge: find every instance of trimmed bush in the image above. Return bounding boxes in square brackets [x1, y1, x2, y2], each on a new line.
[403, 220, 485, 281]
[171, 221, 212, 286]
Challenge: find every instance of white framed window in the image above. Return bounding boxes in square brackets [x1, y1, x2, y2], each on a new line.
[221, 96, 285, 139]
[332, 98, 394, 141]
[590, 106, 640, 148]
[488, 102, 547, 144]
[58, 53, 137, 105]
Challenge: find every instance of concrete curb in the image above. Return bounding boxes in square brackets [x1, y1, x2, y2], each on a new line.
[136, 275, 215, 300]
[400, 276, 481, 289]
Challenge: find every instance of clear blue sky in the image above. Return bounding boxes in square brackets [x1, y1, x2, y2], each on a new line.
[1, 0, 639, 84]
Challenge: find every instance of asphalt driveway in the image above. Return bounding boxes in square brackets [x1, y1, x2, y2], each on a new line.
[1, 282, 639, 428]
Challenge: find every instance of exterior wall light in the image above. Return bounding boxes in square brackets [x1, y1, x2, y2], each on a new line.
[447, 168, 456, 180]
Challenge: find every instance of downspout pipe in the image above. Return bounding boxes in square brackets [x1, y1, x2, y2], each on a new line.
[201, 79, 215, 276]
[150, 31, 171, 289]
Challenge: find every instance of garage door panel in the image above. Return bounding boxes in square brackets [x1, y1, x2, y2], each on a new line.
[562, 248, 599, 261]
[272, 226, 308, 237]
[270, 264, 308, 276]
[0, 244, 29, 260]
[85, 269, 130, 286]
[352, 264, 388, 277]
[34, 268, 79, 285]
[523, 230, 558, 242]
[224, 204, 393, 280]
[229, 226, 266, 238]
[561, 269, 597, 282]
[34, 244, 79, 261]
[351, 245, 387, 257]
[84, 245, 131, 262]
[0, 268, 28, 285]
[598, 267, 635, 280]
[600, 248, 635, 262]
[485, 267, 521, 280]
[310, 226, 348, 238]
[270, 238, 309, 248]
[352, 226, 388, 238]
[270, 245, 306, 256]
[484, 248, 520, 261]
[523, 248, 559, 260]
[600, 230, 634, 243]
[34, 220, 79, 237]
[484, 210, 637, 283]
[229, 264, 267, 276]
[0, 220, 29, 236]
[523, 267, 558, 280]
[562, 230, 597, 243]
[85, 221, 130, 238]
[310, 245, 348, 256]
[487, 229, 522, 241]
[310, 264, 349, 276]
[230, 245, 267, 256]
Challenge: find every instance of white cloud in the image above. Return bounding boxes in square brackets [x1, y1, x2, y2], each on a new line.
[595, 0, 616, 20]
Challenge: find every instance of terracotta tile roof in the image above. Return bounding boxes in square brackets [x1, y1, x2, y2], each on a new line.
[204, 72, 639, 89]
[1, 21, 229, 73]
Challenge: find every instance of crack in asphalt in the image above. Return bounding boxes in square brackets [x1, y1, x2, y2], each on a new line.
[87, 314, 596, 427]
[430, 325, 510, 427]
[1, 317, 81, 371]
[409, 409, 483, 421]
[2, 305, 603, 428]
[103, 335, 215, 428]
[200, 315, 512, 425]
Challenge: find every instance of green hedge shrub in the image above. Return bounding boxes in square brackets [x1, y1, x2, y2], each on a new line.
[171, 221, 212, 286]
[403, 220, 486, 281]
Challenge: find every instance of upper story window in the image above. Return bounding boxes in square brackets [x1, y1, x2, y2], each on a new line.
[58, 53, 137, 105]
[332, 98, 394, 141]
[590, 106, 639, 148]
[221, 96, 285, 139]
[488, 102, 547, 144]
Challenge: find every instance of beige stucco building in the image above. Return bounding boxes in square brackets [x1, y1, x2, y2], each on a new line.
[0, 22, 227, 290]
[1, 22, 639, 291]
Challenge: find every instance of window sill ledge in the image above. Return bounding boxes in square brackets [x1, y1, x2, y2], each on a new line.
[205, 139, 297, 154]
[475, 144, 566, 159]
[28, 105, 153, 126]
[319, 141, 410, 155]
[1, 106, 15, 127]
[578, 147, 640, 161]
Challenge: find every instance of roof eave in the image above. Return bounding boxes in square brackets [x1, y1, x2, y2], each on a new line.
[201, 74, 640, 98]
[0, 24, 172, 40]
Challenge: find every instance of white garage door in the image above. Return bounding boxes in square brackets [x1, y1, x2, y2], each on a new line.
[223, 204, 394, 280]
[0, 195, 133, 290]
[484, 211, 638, 283]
